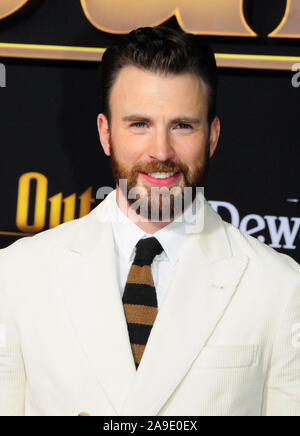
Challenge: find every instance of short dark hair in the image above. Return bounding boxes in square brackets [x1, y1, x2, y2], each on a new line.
[100, 26, 218, 125]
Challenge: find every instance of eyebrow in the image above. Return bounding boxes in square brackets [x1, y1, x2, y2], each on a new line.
[122, 114, 201, 124]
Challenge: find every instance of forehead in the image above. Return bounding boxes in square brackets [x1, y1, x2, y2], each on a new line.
[109, 65, 208, 116]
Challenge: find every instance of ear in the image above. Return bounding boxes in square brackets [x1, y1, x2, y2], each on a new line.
[97, 113, 111, 156]
[208, 116, 221, 158]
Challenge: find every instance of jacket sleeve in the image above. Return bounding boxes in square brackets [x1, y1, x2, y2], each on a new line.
[0, 253, 26, 416]
[262, 278, 300, 416]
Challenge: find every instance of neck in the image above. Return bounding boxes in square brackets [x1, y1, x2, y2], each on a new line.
[116, 185, 176, 234]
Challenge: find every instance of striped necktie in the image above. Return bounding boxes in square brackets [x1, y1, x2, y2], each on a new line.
[122, 237, 164, 369]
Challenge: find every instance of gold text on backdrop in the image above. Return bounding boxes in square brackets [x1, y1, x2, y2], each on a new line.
[1, 0, 300, 38]
[0, 0, 30, 20]
[1, 0, 300, 69]
[16, 172, 95, 233]
[269, 0, 300, 38]
[80, 0, 255, 36]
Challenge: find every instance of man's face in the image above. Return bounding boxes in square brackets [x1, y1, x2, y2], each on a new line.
[98, 65, 220, 221]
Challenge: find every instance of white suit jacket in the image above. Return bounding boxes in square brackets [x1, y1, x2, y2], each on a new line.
[0, 190, 299, 416]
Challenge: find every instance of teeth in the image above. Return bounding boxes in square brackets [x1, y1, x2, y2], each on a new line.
[147, 172, 176, 179]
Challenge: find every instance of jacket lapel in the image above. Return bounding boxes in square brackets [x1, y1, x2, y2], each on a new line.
[53, 194, 136, 415]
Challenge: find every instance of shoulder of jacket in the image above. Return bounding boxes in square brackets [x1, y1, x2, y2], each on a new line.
[0, 212, 92, 258]
[222, 219, 300, 276]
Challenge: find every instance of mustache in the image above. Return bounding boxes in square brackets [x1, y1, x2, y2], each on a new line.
[133, 160, 187, 174]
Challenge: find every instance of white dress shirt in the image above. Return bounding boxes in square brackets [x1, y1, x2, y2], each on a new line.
[108, 189, 201, 310]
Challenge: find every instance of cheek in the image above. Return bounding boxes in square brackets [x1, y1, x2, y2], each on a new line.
[111, 135, 143, 165]
[174, 128, 207, 149]
[175, 139, 205, 165]
[114, 130, 148, 158]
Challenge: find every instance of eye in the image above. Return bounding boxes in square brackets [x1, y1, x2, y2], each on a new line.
[175, 123, 193, 130]
[131, 122, 147, 128]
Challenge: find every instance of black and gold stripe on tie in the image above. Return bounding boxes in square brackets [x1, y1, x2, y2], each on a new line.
[122, 237, 163, 369]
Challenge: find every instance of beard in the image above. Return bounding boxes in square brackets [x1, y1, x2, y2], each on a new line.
[110, 139, 210, 222]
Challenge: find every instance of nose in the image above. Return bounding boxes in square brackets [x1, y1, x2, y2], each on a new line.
[148, 128, 175, 162]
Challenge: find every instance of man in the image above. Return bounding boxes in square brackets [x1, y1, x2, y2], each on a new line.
[0, 26, 299, 416]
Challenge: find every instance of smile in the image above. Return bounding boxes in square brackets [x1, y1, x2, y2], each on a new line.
[140, 172, 181, 186]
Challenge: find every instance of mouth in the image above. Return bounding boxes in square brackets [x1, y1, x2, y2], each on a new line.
[140, 171, 181, 186]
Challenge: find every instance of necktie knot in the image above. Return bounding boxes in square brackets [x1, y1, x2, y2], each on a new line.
[134, 237, 163, 265]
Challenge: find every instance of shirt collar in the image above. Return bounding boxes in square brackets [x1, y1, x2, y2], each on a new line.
[108, 189, 199, 267]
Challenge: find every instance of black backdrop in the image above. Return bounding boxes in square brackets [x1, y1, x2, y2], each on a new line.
[0, 0, 299, 262]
